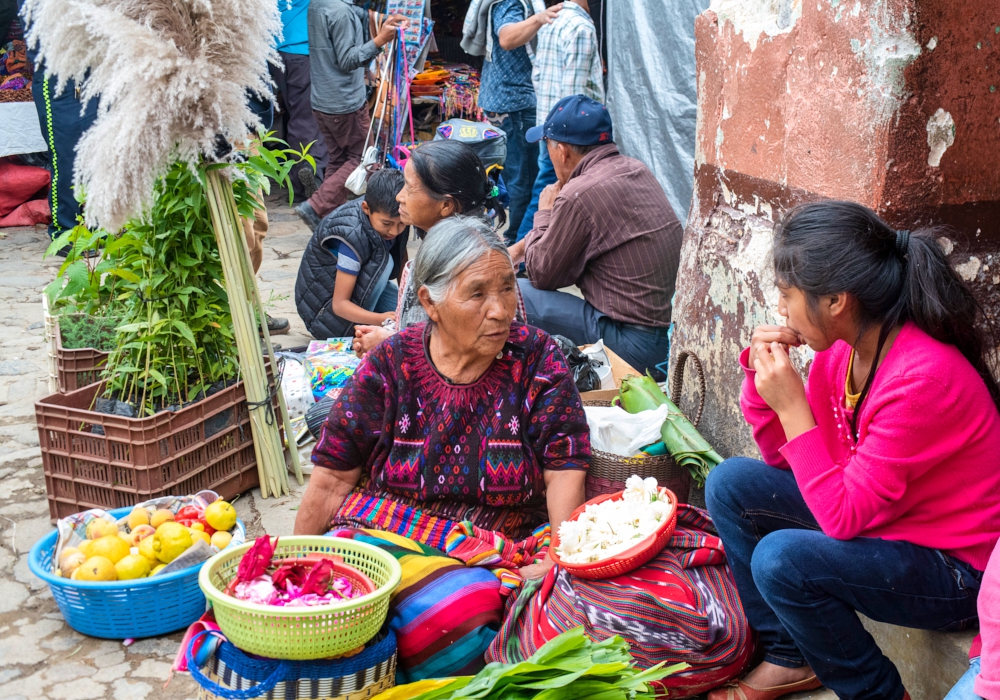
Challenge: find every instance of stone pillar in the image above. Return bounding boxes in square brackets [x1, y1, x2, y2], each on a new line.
[673, 0, 1000, 460]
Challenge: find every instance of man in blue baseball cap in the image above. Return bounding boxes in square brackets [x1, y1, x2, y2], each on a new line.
[508, 94, 683, 378]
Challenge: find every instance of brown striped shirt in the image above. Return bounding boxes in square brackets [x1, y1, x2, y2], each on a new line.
[523, 144, 683, 328]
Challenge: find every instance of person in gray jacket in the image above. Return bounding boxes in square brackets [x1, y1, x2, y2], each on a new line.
[295, 0, 406, 230]
[295, 169, 408, 340]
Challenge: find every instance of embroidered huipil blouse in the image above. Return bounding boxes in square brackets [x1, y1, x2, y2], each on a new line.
[313, 322, 591, 536]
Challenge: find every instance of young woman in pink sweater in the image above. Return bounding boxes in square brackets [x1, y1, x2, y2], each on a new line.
[706, 201, 1000, 700]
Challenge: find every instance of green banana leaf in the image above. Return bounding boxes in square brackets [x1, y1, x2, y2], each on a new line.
[615, 373, 723, 487]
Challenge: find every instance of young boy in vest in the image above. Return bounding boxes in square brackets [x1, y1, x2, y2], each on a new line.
[294, 169, 407, 340]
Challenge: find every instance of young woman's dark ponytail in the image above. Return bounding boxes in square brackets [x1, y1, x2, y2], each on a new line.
[774, 201, 1000, 434]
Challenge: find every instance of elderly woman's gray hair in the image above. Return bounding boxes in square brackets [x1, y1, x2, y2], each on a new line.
[413, 216, 513, 303]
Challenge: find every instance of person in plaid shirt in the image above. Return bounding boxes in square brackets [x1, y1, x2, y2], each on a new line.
[515, 0, 604, 243]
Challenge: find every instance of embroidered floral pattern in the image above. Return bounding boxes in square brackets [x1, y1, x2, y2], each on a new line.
[313, 322, 591, 519]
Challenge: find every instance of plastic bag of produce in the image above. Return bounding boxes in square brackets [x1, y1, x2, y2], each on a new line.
[584, 404, 669, 457]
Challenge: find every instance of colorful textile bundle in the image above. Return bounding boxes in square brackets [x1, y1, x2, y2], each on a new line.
[440, 63, 484, 122]
[444, 521, 549, 596]
[329, 527, 505, 683]
[486, 505, 755, 698]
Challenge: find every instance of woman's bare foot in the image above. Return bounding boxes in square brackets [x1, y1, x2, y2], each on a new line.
[741, 661, 816, 688]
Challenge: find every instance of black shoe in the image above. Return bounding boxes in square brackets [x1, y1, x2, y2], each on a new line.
[266, 314, 290, 336]
[295, 201, 321, 231]
[298, 168, 318, 199]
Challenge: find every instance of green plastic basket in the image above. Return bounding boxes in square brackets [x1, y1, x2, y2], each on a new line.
[199, 536, 402, 660]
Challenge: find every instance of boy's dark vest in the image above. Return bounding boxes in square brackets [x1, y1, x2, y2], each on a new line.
[294, 199, 407, 339]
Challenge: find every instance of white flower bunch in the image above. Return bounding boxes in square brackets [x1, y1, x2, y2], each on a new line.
[556, 476, 673, 564]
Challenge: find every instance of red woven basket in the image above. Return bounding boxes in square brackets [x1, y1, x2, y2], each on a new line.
[549, 487, 678, 580]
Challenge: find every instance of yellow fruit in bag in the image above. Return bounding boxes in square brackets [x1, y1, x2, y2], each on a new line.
[127, 507, 150, 529]
[138, 535, 158, 564]
[59, 551, 87, 578]
[85, 519, 115, 540]
[204, 501, 237, 531]
[72, 556, 117, 581]
[150, 564, 166, 576]
[77, 540, 93, 557]
[89, 535, 130, 564]
[189, 528, 211, 546]
[152, 522, 192, 563]
[210, 531, 233, 550]
[150, 509, 175, 528]
[115, 554, 151, 580]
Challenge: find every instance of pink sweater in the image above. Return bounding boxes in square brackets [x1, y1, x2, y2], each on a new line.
[970, 539, 1000, 698]
[740, 322, 1000, 571]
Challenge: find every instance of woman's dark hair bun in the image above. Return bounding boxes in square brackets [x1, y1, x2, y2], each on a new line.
[408, 140, 508, 229]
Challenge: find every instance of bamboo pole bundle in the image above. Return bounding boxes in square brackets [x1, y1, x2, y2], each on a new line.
[205, 169, 288, 498]
[229, 191, 304, 488]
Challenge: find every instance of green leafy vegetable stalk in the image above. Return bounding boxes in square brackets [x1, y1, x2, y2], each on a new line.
[405, 627, 687, 700]
[614, 373, 723, 487]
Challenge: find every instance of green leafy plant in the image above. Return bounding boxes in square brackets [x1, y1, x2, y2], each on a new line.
[58, 313, 120, 352]
[45, 134, 310, 416]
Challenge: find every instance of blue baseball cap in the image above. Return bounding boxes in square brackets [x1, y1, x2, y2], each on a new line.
[525, 95, 614, 146]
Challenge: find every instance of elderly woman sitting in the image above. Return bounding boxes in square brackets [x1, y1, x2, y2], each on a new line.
[295, 216, 590, 681]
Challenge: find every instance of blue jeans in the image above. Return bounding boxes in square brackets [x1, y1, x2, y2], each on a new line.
[518, 279, 668, 380]
[484, 109, 538, 244]
[516, 145, 558, 242]
[945, 658, 983, 700]
[705, 458, 982, 700]
[366, 280, 398, 314]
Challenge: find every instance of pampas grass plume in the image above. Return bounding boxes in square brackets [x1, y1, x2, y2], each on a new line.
[23, 0, 281, 231]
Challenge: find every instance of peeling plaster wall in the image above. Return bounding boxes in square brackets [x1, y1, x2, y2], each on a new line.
[673, 0, 1000, 460]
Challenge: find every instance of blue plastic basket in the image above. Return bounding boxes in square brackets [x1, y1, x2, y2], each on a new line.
[28, 506, 246, 640]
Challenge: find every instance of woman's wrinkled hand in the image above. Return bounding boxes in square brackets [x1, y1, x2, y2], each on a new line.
[749, 325, 802, 367]
[519, 558, 554, 581]
[753, 341, 810, 417]
[353, 325, 393, 357]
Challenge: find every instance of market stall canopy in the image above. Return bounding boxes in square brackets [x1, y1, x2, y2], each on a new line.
[606, 0, 709, 220]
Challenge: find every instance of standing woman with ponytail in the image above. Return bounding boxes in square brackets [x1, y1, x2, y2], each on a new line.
[706, 201, 1000, 700]
[352, 140, 519, 355]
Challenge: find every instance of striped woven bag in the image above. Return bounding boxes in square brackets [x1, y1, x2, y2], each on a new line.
[485, 505, 755, 698]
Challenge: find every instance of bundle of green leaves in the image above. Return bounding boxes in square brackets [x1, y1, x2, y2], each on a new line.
[407, 627, 687, 700]
[45, 135, 310, 416]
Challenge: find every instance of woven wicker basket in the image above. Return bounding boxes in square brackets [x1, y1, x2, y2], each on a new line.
[584, 350, 706, 504]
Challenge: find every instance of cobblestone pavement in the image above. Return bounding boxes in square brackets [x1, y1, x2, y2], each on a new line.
[0, 190, 316, 700]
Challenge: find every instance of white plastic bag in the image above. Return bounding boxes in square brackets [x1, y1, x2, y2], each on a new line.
[345, 146, 377, 195]
[585, 404, 668, 457]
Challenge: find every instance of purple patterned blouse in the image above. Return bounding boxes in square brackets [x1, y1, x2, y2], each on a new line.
[313, 322, 591, 517]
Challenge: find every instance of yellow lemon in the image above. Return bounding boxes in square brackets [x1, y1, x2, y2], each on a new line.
[204, 501, 237, 531]
[89, 535, 130, 564]
[115, 554, 151, 580]
[72, 556, 117, 581]
[137, 535, 158, 564]
[127, 507, 150, 530]
[210, 531, 233, 550]
[190, 522, 205, 532]
[189, 528, 211, 546]
[150, 564, 167, 576]
[77, 540, 93, 557]
[152, 522, 192, 563]
[150, 509, 175, 529]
